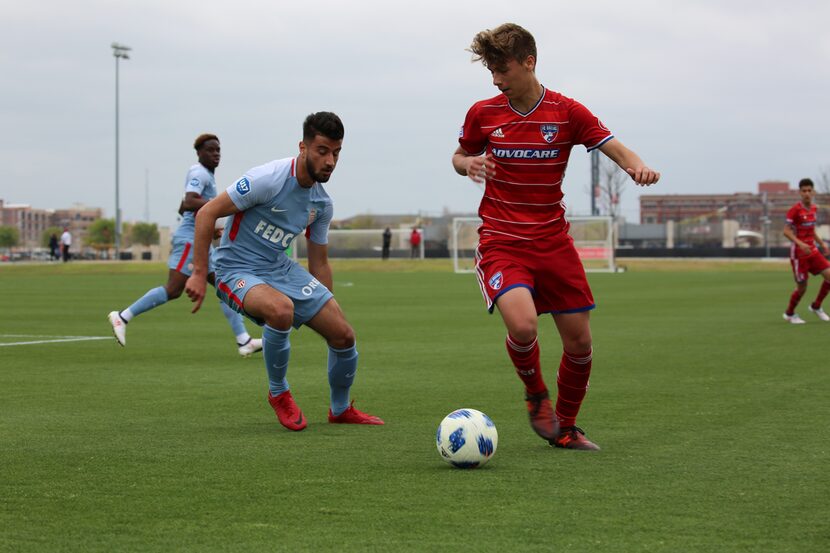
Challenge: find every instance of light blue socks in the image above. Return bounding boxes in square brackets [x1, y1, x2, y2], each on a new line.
[263, 325, 291, 396]
[328, 344, 358, 416]
[124, 286, 168, 320]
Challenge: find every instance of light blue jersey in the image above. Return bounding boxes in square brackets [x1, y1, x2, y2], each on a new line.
[215, 157, 333, 274]
[174, 163, 217, 241]
[213, 157, 335, 328]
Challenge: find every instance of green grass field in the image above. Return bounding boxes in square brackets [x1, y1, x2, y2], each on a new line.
[1, 259, 828, 552]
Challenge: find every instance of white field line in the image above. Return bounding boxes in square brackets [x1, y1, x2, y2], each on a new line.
[0, 335, 112, 347]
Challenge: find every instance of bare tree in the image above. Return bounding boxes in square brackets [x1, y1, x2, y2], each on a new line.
[817, 165, 830, 194]
[598, 155, 628, 221]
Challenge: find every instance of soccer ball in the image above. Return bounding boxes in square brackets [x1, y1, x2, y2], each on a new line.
[436, 408, 498, 469]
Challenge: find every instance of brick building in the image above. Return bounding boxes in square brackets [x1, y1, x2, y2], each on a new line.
[640, 181, 830, 247]
[0, 199, 103, 249]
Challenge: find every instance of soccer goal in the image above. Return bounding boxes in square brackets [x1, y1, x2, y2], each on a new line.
[451, 216, 616, 273]
[291, 228, 424, 259]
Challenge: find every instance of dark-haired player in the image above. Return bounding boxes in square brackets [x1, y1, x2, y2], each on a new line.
[452, 23, 659, 450]
[185, 113, 383, 431]
[783, 178, 830, 324]
[108, 134, 262, 356]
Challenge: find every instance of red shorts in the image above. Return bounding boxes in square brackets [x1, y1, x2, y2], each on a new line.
[475, 233, 594, 315]
[791, 250, 830, 282]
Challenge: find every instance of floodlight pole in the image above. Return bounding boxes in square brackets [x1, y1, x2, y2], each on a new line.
[112, 42, 131, 260]
[762, 192, 771, 258]
[590, 150, 600, 215]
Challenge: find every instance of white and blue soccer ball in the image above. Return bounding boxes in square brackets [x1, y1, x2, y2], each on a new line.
[436, 408, 498, 469]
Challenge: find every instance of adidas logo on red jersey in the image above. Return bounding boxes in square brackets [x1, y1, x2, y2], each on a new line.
[491, 128, 504, 138]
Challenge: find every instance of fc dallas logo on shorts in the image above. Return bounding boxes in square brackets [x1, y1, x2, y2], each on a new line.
[235, 279, 246, 289]
[488, 271, 503, 290]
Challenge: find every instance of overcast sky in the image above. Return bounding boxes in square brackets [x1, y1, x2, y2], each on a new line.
[1, 0, 828, 229]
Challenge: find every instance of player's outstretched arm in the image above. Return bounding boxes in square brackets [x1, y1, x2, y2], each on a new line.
[185, 192, 238, 313]
[307, 241, 333, 292]
[599, 139, 660, 186]
[452, 146, 495, 184]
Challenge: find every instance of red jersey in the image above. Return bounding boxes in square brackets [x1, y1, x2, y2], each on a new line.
[458, 88, 613, 243]
[786, 202, 818, 258]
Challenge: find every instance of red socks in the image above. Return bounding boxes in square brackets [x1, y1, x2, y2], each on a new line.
[786, 288, 805, 315]
[811, 281, 830, 310]
[507, 336, 594, 427]
[506, 335, 546, 395]
[555, 349, 593, 428]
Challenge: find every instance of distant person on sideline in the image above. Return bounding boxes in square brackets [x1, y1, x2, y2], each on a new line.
[184, 112, 384, 432]
[49, 233, 59, 261]
[782, 178, 830, 324]
[409, 227, 421, 258]
[382, 227, 392, 260]
[452, 23, 659, 450]
[107, 134, 262, 357]
[60, 227, 72, 262]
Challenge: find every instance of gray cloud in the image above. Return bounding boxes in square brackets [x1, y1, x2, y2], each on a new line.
[1, 0, 828, 229]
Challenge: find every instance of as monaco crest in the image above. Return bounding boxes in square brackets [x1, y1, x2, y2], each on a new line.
[540, 124, 558, 143]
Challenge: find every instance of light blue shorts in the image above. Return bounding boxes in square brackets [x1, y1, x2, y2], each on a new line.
[215, 260, 333, 329]
[167, 236, 216, 276]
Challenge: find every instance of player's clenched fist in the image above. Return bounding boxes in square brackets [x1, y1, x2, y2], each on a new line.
[626, 166, 660, 186]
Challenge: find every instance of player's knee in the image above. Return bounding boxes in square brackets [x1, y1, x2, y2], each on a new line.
[165, 285, 183, 300]
[564, 332, 592, 355]
[264, 297, 294, 330]
[328, 323, 355, 350]
[509, 320, 538, 344]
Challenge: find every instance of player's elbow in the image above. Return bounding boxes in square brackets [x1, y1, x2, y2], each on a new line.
[194, 201, 217, 227]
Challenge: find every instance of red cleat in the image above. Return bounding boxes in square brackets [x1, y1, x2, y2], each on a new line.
[525, 390, 559, 441]
[328, 401, 384, 425]
[268, 390, 307, 431]
[550, 426, 600, 451]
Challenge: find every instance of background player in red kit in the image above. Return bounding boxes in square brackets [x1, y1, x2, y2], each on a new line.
[452, 23, 659, 450]
[782, 178, 830, 324]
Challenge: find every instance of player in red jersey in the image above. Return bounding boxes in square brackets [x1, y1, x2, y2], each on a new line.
[452, 23, 659, 450]
[782, 178, 830, 324]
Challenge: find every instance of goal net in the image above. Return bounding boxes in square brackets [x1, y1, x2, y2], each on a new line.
[291, 228, 424, 259]
[451, 216, 616, 273]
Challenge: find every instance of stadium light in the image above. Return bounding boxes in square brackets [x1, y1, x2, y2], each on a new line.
[112, 42, 131, 260]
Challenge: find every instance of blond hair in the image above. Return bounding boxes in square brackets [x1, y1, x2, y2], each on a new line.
[469, 23, 537, 69]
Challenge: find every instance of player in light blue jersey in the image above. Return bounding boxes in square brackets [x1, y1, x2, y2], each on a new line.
[185, 112, 383, 431]
[107, 134, 262, 357]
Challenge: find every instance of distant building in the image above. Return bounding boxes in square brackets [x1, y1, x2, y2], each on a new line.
[640, 181, 830, 247]
[0, 199, 103, 249]
[0, 199, 52, 246]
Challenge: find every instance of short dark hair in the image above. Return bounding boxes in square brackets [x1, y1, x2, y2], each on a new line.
[303, 112, 344, 142]
[799, 178, 815, 189]
[469, 23, 537, 70]
[193, 133, 219, 151]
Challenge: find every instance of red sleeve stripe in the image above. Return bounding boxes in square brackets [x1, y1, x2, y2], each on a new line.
[175, 242, 192, 272]
[291, 158, 296, 177]
[217, 281, 244, 310]
[228, 212, 244, 241]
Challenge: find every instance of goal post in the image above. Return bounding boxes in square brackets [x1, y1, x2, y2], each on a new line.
[451, 216, 616, 273]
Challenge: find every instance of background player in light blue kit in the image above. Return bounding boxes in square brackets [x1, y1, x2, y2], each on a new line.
[184, 113, 383, 431]
[108, 134, 262, 357]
